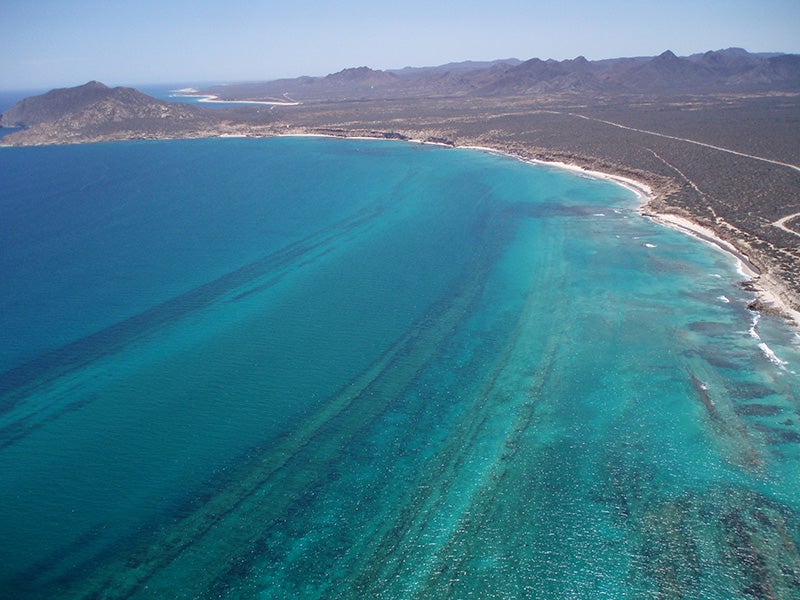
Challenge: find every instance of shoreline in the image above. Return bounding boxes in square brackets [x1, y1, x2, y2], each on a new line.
[170, 92, 300, 106]
[459, 141, 800, 330]
[290, 131, 800, 329]
[3, 124, 797, 329]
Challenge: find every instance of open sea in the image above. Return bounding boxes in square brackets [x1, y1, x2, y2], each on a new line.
[1, 136, 799, 598]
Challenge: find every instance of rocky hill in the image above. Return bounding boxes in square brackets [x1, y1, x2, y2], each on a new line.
[193, 48, 800, 102]
[0, 81, 215, 144]
[1, 81, 114, 126]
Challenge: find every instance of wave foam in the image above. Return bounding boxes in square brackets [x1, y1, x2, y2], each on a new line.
[749, 314, 788, 370]
[759, 343, 789, 370]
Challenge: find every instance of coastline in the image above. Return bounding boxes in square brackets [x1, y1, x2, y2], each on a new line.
[2, 123, 797, 329]
[271, 130, 800, 329]
[386, 134, 800, 330]
[170, 91, 300, 106]
[463, 142, 800, 330]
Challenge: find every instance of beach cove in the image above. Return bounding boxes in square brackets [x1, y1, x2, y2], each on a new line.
[1, 136, 799, 598]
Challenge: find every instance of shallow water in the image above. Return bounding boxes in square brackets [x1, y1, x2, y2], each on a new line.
[1, 137, 798, 598]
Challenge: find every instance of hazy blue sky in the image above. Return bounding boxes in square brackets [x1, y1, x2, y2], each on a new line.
[2, 0, 799, 90]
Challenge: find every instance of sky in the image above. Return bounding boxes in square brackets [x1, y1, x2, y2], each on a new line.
[2, 0, 799, 91]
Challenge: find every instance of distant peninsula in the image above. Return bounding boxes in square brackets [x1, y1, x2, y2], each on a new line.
[2, 49, 799, 322]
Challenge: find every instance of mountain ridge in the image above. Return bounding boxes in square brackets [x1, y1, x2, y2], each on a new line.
[193, 48, 800, 101]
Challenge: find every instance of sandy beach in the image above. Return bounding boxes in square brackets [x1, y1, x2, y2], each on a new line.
[172, 92, 300, 106]
[416, 138, 800, 329]
[268, 130, 799, 330]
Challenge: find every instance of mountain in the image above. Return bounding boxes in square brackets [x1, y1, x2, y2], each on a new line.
[477, 55, 604, 95]
[694, 47, 763, 73]
[200, 68, 402, 103]
[1, 81, 113, 126]
[0, 81, 213, 144]
[3, 48, 798, 146]
[477, 48, 800, 95]
[388, 58, 522, 77]
[0, 81, 203, 128]
[613, 49, 714, 92]
[324, 66, 398, 86]
[760, 54, 800, 89]
[193, 48, 800, 102]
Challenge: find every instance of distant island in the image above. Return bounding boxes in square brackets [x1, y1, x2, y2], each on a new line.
[2, 48, 799, 323]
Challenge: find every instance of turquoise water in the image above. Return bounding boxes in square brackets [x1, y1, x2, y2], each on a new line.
[1, 137, 798, 598]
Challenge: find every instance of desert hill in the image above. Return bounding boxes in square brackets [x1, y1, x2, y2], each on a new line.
[195, 48, 800, 101]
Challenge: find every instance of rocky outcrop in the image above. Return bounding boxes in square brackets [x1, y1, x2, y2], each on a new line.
[1, 81, 112, 127]
[0, 81, 215, 145]
[324, 66, 398, 86]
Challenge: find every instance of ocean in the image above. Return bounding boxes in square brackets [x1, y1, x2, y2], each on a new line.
[1, 136, 798, 598]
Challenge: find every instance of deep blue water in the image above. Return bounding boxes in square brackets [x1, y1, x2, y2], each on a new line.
[1, 137, 798, 598]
